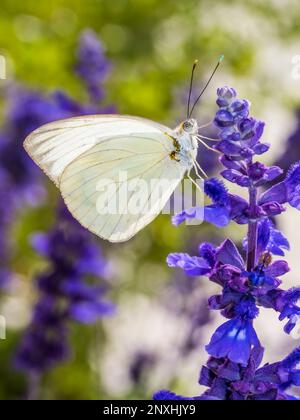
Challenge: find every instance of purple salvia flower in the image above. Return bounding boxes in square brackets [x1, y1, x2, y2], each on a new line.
[172, 177, 249, 227]
[155, 86, 300, 400]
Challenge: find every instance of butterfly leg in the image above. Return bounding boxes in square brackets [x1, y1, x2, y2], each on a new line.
[197, 134, 220, 142]
[187, 170, 202, 193]
[196, 136, 220, 153]
[187, 162, 206, 194]
[194, 159, 208, 179]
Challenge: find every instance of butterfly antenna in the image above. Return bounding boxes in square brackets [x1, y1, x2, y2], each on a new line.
[187, 60, 198, 119]
[188, 54, 224, 119]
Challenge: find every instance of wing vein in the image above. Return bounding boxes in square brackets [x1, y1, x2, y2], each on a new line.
[85, 157, 168, 233]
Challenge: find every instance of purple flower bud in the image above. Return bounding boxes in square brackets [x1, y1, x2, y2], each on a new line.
[216, 97, 230, 107]
[240, 147, 255, 159]
[238, 117, 256, 137]
[221, 169, 251, 187]
[250, 121, 265, 145]
[216, 140, 243, 156]
[220, 127, 241, 142]
[229, 99, 250, 117]
[217, 86, 237, 100]
[260, 202, 286, 217]
[264, 166, 283, 181]
[253, 142, 270, 155]
[255, 166, 283, 186]
[214, 110, 235, 128]
[219, 155, 244, 171]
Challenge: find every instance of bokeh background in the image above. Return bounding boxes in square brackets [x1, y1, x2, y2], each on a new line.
[1, 0, 300, 400]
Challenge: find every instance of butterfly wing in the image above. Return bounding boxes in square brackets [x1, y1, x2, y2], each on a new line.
[24, 114, 172, 186]
[24, 115, 186, 242]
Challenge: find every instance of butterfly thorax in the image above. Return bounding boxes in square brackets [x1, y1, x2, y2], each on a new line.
[169, 119, 198, 169]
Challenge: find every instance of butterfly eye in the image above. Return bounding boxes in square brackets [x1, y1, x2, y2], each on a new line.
[183, 121, 193, 132]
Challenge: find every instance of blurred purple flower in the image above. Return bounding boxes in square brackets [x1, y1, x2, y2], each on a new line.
[0, 30, 114, 289]
[163, 274, 211, 357]
[259, 161, 300, 210]
[15, 203, 114, 373]
[76, 29, 111, 102]
[129, 351, 157, 385]
[0, 29, 117, 382]
[274, 109, 300, 176]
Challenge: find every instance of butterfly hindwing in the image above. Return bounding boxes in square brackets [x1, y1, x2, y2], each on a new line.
[60, 133, 185, 242]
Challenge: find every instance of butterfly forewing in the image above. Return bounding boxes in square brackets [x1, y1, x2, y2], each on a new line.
[24, 115, 173, 186]
[24, 115, 186, 242]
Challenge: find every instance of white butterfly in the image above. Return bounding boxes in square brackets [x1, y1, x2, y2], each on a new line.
[23, 59, 222, 242]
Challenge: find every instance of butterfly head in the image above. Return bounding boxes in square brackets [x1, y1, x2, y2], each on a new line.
[181, 119, 198, 135]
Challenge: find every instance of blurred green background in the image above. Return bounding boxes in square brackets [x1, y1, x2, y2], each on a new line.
[1, 0, 300, 400]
